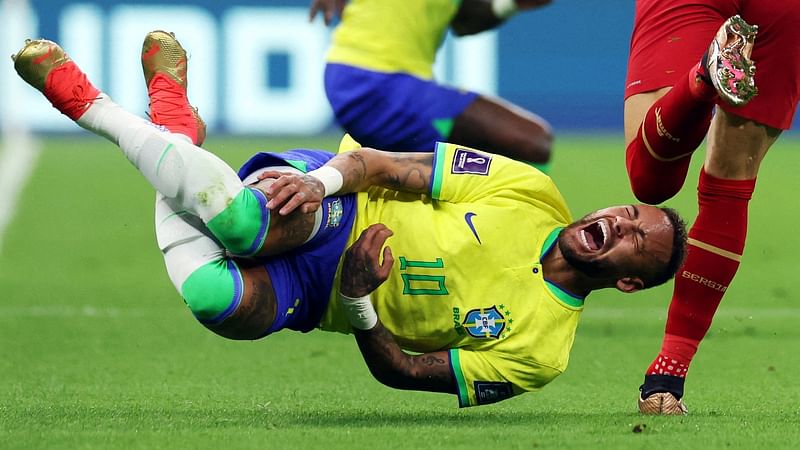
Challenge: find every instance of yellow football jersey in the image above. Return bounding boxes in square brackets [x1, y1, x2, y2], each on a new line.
[326, 0, 460, 79]
[320, 142, 585, 407]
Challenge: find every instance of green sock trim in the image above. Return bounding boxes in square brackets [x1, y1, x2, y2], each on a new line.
[206, 188, 270, 256]
[181, 259, 243, 323]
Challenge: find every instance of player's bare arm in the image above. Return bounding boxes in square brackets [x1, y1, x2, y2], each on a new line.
[451, 0, 552, 36]
[330, 149, 432, 194]
[354, 326, 455, 393]
[259, 148, 433, 215]
[341, 224, 456, 393]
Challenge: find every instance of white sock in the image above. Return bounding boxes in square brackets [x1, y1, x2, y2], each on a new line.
[77, 94, 243, 222]
[155, 193, 224, 292]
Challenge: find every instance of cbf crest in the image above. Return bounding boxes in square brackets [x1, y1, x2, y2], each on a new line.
[462, 305, 508, 339]
[325, 198, 343, 229]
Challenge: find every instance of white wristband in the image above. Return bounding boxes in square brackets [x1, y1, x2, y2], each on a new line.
[306, 166, 344, 197]
[491, 0, 518, 19]
[339, 292, 378, 330]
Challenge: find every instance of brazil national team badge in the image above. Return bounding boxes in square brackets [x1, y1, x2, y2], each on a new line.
[325, 198, 343, 229]
[452, 148, 492, 175]
[462, 306, 506, 339]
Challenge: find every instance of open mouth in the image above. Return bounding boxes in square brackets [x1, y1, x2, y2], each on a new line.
[580, 220, 608, 252]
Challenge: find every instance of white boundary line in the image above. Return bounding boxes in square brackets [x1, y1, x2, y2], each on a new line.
[0, 0, 38, 256]
[0, 135, 40, 255]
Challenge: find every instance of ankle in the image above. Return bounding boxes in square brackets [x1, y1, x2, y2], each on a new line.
[688, 63, 717, 101]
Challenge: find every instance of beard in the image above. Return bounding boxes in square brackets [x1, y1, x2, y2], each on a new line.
[557, 223, 615, 278]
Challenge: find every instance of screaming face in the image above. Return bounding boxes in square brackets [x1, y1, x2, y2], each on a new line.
[558, 205, 675, 282]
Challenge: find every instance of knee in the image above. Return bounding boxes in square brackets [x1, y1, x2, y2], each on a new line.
[206, 187, 270, 256]
[181, 260, 276, 340]
[181, 259, 243, 326]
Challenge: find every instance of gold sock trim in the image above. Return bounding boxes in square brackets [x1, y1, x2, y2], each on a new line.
[688, 237, 742, 262]
[641, 120, 694, 163]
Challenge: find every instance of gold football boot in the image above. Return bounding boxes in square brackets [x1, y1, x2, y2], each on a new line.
[12, 39, 100, 120]
[142, 30, 206, 145]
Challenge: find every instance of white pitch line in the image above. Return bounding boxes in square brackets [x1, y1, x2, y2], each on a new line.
[0, 133, 40, 255]
[0, 305, 153, 319]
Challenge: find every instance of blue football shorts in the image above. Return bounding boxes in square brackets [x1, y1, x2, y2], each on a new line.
[324, 63, 479, 151]
[238, 149, 357, 335]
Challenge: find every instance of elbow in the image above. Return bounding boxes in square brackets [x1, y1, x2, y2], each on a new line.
[366, 361, 416, 390]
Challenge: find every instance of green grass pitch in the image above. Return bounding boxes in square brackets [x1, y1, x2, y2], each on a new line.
[1, 134, 799, 449]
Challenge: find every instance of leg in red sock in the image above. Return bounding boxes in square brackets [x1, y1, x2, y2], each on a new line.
[625, 66, 716, 204]
[640, 168, 755, 414]
[625, 15, 759, 205]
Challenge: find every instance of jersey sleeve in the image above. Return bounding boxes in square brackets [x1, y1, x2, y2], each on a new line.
[449, 348, 563, 407]
[429, 142, 565, 208]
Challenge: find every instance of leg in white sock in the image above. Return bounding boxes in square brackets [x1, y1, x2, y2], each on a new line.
[78, 95, 269, 256]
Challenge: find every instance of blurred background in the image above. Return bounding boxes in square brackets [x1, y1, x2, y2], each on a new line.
[1, 0, 641, 134]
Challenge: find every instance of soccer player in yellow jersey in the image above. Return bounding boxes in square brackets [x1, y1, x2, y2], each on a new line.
[14, 32, 688, 407]
[310, 0, 555, 169]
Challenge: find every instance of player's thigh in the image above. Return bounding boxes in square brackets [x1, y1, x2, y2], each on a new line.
[625, 0, 722, 99]
[704, 108, 781, 180]
[450, 95, 552, 149]
[623, 88, 671, 146]
[327, 63, 479, 151]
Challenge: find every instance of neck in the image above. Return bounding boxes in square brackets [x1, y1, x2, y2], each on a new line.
[541, 242, 599, 298]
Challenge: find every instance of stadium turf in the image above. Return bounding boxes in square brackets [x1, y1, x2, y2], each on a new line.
[1, 134, 799, 449]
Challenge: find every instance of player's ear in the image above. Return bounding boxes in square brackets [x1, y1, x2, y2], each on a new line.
[616, 277, 644, 293]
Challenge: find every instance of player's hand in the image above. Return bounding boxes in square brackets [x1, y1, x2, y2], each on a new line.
[341, 224, 394, 298]
[309, 0, 347, 25]
[259, 170, 325, 215]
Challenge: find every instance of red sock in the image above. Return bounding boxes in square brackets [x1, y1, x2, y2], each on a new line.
[626, 65, 717, 204]
[646, 169, 755, 377]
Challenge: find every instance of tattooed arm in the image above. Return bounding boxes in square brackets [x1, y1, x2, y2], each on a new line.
[325, 148, 433, 194]
[353, 326, 456, 393]
[341, 223, 456, 394]
[261, 148, 433, 215]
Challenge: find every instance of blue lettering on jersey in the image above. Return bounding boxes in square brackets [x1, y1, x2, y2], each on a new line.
[462, 306, 506, 339]
[452, 148, 492, 175]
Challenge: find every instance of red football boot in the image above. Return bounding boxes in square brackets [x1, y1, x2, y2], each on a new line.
[141, 30, 206, 145]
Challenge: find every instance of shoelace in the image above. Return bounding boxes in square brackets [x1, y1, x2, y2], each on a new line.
[46, 62, 101, 120]
[147, 75, 192, 125]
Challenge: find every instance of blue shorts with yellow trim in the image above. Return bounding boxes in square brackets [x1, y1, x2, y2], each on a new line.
[324, 63, 478, 152]
[237, 149, 356, 334]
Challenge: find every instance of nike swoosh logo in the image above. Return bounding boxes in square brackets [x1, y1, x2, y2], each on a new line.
[464, 212, 481, 244]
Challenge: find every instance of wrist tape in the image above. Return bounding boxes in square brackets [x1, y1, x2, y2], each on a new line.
[306, 166, 343, 197]
[339, 293, 378, 330]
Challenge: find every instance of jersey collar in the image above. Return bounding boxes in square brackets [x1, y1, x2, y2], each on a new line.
[540, 227, 585, 308]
